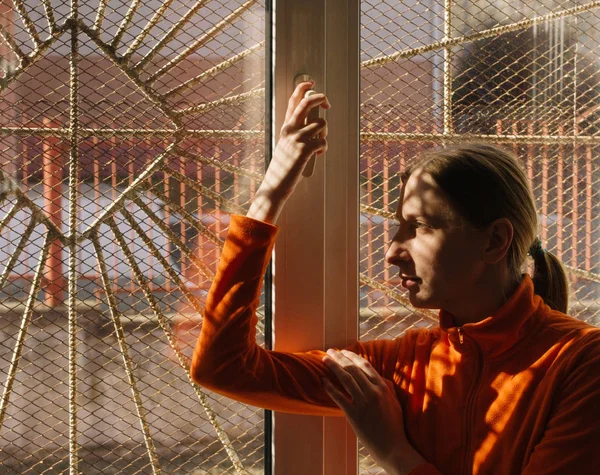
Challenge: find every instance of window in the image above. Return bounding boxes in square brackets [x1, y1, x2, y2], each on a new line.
[1, 1, 599, 474]
[1, 1, 268, 473]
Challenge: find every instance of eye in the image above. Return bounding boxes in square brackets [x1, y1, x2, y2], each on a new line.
[391, 218, 433, 233]
[413, 220, 432, 230]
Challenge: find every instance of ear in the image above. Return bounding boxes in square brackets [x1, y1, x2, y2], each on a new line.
[483, 218, 513, 264]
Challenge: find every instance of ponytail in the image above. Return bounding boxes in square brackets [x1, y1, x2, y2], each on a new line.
[529, 238, 569, 313]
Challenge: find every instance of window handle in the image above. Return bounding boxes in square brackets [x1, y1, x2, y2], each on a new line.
[294, 74, 321, 178]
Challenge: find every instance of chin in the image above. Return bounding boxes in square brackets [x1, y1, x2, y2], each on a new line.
[408, 292, 439, 310]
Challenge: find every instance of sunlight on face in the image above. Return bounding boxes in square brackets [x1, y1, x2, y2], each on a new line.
[385, 169, 487, 312]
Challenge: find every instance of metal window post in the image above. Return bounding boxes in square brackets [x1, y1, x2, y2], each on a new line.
[273, 1, 359, 474]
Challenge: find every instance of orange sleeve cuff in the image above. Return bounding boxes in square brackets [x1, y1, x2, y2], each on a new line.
[229, 214, 279, 241]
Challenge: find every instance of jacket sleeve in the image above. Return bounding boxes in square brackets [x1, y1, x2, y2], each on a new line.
[190, 215, 403, 416]
[522, 332, 600, 474]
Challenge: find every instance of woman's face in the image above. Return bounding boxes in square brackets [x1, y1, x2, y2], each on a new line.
[385, 169, 489, 311]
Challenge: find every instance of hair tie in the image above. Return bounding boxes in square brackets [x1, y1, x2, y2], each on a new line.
[529, 237, 545, 259]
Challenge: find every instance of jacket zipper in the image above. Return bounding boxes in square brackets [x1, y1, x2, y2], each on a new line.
[458, 327, 483, 475]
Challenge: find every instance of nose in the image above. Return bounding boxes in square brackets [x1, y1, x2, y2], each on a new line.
[385, 226, 411, 265]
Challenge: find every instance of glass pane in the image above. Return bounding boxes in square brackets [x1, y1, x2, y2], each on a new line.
[360, 1, 600, 472]
[0, 1, 267, 473]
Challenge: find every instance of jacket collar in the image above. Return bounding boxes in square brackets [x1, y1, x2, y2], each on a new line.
[438, 275, 546, 358]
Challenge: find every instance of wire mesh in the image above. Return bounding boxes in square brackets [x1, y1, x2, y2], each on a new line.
[4, 0, 600, 473]
[360, 1, 600, 473]
[1, 1, 266, 473]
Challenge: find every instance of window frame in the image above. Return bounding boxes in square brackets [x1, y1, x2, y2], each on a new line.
[270, 0, 360, 473]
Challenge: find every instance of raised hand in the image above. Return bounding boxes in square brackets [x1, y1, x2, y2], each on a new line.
[322, 349, 427, 475]
[247, 81, 330, 224]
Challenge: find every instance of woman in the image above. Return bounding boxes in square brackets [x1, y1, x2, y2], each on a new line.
[191, 81, 600, 474]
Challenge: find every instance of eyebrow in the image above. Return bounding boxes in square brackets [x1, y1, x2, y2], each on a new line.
[397, 209, 425, 222]
[403, 212, 428, 222]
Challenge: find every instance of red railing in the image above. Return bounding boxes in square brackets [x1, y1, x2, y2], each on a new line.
[360, 118, 600, 306]
[3, 118, 599, 307]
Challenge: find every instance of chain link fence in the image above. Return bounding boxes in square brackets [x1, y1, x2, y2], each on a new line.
[1, 1, 266, 473]
[3, 1, 600, 474]
[360, 0, 600, 472]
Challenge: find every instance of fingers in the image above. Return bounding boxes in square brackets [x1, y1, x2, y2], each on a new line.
[322, 378, 352, 411]
[323, 349, 365, 400]
[298, 117, 328, 141]
[322, 349, 384, 406]
[315, 118, 328, 155]
[291, 118, 328, 157]
[327, 349, 380, 382]
[339, 350, 381, 385]
[308, 137, 328, 156]
[289, 92, 330, 129]
[284, 81, 316, 123]
[281, 82, 330, 159]
[296, 118, 328, 156]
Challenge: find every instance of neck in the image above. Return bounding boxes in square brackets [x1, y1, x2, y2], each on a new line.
[447, 266, 520, 326]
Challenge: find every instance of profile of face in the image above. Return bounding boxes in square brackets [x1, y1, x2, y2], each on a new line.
[385, 168, 489, 312]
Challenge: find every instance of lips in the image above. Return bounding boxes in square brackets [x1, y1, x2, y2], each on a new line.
[400, 274, 421, 289]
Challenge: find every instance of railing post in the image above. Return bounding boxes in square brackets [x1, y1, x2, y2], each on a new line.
[43, 118, 65, 306]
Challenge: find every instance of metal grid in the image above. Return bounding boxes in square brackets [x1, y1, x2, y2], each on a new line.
[0, 1, 266, 473]
[4, 1, 600, 473]
[360, 1, 600, 473]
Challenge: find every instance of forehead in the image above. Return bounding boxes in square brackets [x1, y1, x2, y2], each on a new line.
[398, 169, 456, 220]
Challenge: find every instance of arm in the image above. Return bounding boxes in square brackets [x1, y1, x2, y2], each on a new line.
[190, 82, 402, 414]
[190, 213, 404, 415]
[246, 80, 329, 224]
[190, 213, 337, 414]
[522, 333, 600, 474]
[191, 81, 335, 413]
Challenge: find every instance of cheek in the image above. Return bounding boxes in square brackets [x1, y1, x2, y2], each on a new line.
[410, 235, 444, 269]
[438, 237, 482, 278]
[413, 232, 471, 268]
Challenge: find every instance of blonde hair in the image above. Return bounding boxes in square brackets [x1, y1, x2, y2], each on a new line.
[405, 143, 568, 312]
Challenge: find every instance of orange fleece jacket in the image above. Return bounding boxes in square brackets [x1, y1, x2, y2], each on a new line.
[191, 215, 600, 475]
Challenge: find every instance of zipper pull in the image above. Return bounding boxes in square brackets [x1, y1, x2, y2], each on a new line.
[457, 327, 464, 344]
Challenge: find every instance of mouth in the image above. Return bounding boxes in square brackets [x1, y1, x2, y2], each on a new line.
[400, 274, 421, 289]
